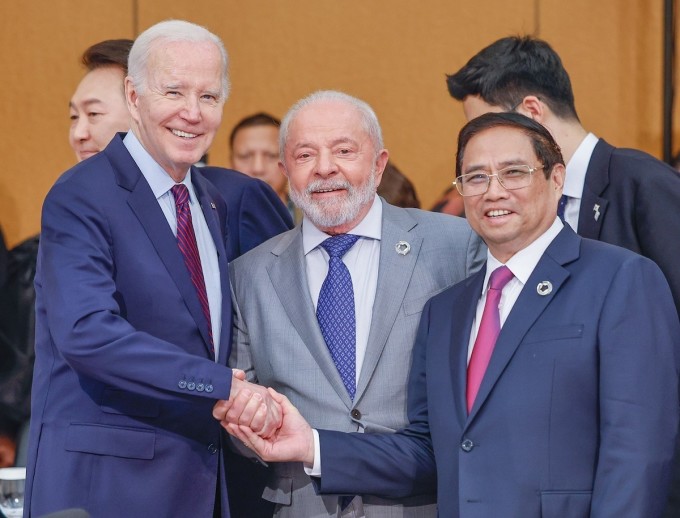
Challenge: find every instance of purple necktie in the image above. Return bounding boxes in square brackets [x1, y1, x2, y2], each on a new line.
[466, 265, 514, 413]
[171, 184, 213, 354]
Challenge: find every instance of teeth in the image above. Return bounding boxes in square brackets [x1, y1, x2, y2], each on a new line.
[172, 129, 197, 138]
[487, 209, 511, 217]
[315, 188, 338, 193]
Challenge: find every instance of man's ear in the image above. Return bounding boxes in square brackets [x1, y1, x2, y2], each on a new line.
[373, 149, 389, 188]
[551, 163, 566, 194]
[278, 161, 289, 179]
[125, 77, 140, 122]
[515, 95, 546, 123]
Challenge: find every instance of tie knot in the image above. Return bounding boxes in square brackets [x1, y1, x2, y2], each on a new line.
[488, 265, 514, 291]
[320, 234, 360, 258]
[171, 184, 190, 206]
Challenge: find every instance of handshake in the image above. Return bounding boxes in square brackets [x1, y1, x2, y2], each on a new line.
[212, 370, 315, 465]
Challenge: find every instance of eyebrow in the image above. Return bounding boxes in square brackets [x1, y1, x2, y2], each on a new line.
[464, 158, 528, 173]
[292, 137, 359, 150]
[69, 98, 105, 110]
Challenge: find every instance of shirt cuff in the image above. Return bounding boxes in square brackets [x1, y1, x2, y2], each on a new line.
[303, 429, 321, 476]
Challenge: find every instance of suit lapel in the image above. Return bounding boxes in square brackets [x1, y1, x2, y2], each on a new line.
[465, 228, 579, 425]
[356, 204, 422, 399]
[107, 136, 215, 357]
[267, 229, 354, 406]
[578, 138, 611, 239]
[451, 271, 485, 427]
[193, 170, 232, 363]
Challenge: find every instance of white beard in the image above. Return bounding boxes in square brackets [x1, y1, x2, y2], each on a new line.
[289, 168, 377, 230]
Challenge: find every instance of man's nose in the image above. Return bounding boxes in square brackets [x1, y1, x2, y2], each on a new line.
[316, 150, 337, 176]
[72, 117, 90, 141]
[181, 96, 201, 122]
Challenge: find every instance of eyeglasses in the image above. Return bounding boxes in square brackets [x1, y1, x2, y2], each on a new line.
[453, 164, 543, 197]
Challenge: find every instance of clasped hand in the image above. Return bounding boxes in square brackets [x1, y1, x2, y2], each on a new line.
[212, 369, 282, 439]
[212, 371, 314, 464]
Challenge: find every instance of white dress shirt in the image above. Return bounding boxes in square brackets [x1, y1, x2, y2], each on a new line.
[302, 195, 382, 384]
[563, 132, 599, 230]
[123, 131, 222, 358]
[309, 217, 566, 476]
[467, 218, 564, 362]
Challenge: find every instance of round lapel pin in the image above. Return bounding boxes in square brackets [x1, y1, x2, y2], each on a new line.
[536, 281, 553, 296]
[395, 241, 411, 256]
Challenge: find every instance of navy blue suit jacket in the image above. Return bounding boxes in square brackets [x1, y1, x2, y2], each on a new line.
[317, 226, 680, 517]
[25, 135, 282, 517]
[579, 139, 680, 312]
[200, 167, 292, 261]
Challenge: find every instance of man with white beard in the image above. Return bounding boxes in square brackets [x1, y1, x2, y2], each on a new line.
[222, 90, 485, 517]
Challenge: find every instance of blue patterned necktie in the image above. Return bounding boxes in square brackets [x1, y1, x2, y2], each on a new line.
[316, 234, 360, 400]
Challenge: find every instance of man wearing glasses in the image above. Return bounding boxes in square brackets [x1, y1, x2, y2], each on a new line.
[446, 36, 680, 318]
[220, 113, 680, 518]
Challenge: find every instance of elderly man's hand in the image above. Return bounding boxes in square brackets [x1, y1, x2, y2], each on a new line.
[225, 388, 315, 464]
[212, 369, 282, 438]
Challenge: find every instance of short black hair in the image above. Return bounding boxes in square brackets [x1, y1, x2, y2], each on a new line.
[447, 35, 579, 121]
[229, 112, 281, 150]
[82, 39, 134, 73]
[456, 112, 565, 179]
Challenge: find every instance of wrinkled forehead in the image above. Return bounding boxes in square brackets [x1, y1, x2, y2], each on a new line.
[145, 39, 224, 85]
[288, 102, 369, 145]
[70, 67, 127, 107]
[463, 126, 537, 168]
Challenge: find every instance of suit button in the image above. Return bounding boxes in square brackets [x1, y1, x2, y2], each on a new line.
[178, 380, 187, 389]
[196, 383, 205, 392]
[205, 384, 214, 393]
[350, 409, 362, 420]
[461, 439, 474, 452]
[207, 443, 218, 454]
[187, 382, 196, 391]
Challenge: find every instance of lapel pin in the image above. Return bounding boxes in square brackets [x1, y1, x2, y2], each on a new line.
[395, 241, 411, 256]
[210, 202, 216, 210]
[536, 281, 553, 296]
[593, 204, 600, 221]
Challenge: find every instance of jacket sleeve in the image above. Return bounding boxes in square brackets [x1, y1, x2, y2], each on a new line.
[316, 300, 437, 498]
[591, 255, 680, 517]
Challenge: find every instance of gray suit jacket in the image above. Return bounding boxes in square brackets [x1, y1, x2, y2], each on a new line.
[229, 200, 485, 517]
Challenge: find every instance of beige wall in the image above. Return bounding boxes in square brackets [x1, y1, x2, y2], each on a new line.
[0, 0, 675, 247]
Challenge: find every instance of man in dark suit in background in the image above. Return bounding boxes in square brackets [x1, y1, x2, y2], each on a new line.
[446, 35, 680, 315]
[25, 20, 281, 517]
[221, 113, 680, 518]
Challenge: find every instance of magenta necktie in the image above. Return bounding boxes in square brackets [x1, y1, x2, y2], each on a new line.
[171, 184, 213, 353]
[466, 265, 514, 413]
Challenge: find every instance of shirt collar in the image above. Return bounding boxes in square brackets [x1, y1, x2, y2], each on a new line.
[123, 131, 196, 202]
[483, 217, 564, 292]
[302, 195, 383, 255]
[564, 132, 598, 200]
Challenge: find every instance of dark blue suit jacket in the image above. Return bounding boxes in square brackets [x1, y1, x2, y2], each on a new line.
[25, 135, 285, 517]
[579, 139, 680, 313]
[317, 226, 680, 517]
[200, 167, 292, 261]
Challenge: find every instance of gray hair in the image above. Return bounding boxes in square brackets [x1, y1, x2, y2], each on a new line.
[128, 20, 230, 100]
[279, 90, 384, 162]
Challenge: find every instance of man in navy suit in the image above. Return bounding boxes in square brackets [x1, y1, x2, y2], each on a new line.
[25, 20, 282, 518]
[222, 113, 680, 518]
[447, 37, 680, 516]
